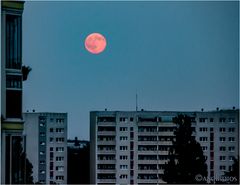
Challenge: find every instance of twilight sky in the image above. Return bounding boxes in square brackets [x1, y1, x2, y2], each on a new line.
[22, 1, 239, 140]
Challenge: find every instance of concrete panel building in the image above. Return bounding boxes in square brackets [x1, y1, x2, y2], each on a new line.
[23, 112, 68, 184]
[90, 109, 239, 184]
[1, 1, 25, 184]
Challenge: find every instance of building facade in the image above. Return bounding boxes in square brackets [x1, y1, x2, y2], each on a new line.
[1, 1, 25, 184]
[23, 112, 68, 184]
[90, 109, 239, 184]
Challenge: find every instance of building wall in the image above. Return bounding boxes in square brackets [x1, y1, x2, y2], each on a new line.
[90, 110, 239, 184]
[1, 1, 25, 184]
[23, 112, 68, 184]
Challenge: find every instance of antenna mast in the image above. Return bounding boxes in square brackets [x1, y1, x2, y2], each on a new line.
[136, 93, 138, 111]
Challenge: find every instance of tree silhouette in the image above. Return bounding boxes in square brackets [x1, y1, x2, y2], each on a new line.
[22, 65, 32, 81]
[162, 115, 208, 184]
[12, 136, 33, 184]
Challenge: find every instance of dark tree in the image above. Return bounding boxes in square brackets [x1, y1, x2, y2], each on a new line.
[67, 139, 90, 184]
[224, 157, 239, 184]
[163, 115, 208, 184]
[12, 136, 33, 184]
[22, 65, 32, 81]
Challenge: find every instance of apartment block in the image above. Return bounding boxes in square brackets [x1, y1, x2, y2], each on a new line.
[1, 1, 25, 183]
[90, 109, 239, 184]
[23, 112, 68, 184]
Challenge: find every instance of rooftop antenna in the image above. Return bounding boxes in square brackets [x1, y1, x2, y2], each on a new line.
[136, 93, 138, 112]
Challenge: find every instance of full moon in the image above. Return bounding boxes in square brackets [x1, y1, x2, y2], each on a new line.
[85, 33, 107, 54]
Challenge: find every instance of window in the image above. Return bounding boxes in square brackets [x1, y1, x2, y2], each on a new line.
[56, 138, 64, 142]
[6, 90, 22, 118]
[120, 117, 128, 122]
[120, 146, 128, 151]
[120, 155, 128, 160]
[219, 127, 226, 132]
[120, 165, 128, 170]
[220, 166, 226, 171]
[199, 118, 207, 123]
[40, 151, 45, 155]
[50, 147, 54, 151]
[202, 146, 208, 151]
[40, 161, 45, 164]
[56, 118, 64, 123]
[6, 75, 22, 89]
[40, 132, 45, 136]
[210, 127, 214, 132]
[219, 118, 226, 123]
[229, 128, 235, 132]
[40, 170, 45, 174]
[228, 147, 235, 152]
[120, 127, 128, 131]
[199, 137, 208, 142]
[229, 137, 235, 142]
[50, 118, 54, 122]
[219, 147, 226, 151]
[219, 137, 226, 142]
[130, 117, 134, 122]
[40, 142, 45, 145]
[50, 137, 54, 142]
[50, 128, 54, 132]
[210, 118, 214, 122]
[199, 127, 208, 132]
[56, 128, 64, 133]
[6, 14, 22, 69]
[56, 147, 64, 152]
[120, 174, 128, 179]
[228, 118, 235, 123]
[56, 176, 64, 180]
[120, 136, 128, 141]
[56, 166, 64, 171]
[220, 156, 226, 161]
[229, 156, 235, 161]
[56, 156, 64, 161]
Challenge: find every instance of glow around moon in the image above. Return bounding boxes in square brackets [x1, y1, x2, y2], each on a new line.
[85, 33, 107, 54]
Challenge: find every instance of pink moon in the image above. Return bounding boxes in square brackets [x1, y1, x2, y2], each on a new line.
[85, 33, 107, 54]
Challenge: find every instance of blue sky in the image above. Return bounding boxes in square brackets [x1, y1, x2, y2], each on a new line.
[22, 1, 239, 140]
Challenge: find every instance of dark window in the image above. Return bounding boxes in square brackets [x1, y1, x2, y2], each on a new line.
[130, 132, 134, 140]
[130, 142, 134, 150]
[130, 118, 134, 122]
[6, 14, 22, 69]
[6, 75, 22, 89]
[130, 151, 134, 160]
[50, 128, 53, 132]
[50, 162, 54, 170]
[6, 90, 22, 118]
[210, 118, 214, 122]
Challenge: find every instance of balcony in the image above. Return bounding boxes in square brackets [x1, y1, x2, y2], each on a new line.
[138, 160, 158, 164]
[138, 141, 158, 145]
[158, 141, 173, 145]
[98, 141, 116, 145]
[97, 122, 116, 126]
[97, 150, 116, 154]
[138, 150, 158, 155]
[158, 132, 174, 136]
[138, 132, 158, 136]
[137, 179, 158, 184]
[97, 169, 116, 173]
[97, 160, 116, 164]
[138, 169, 158, 174]
[97, 179, 116, 183]
[97, 131, 116, 136]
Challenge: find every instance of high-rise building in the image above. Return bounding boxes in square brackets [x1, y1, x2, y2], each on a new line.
[90, 109, 239, 184]
[23, 112, 68, 184]
[1, 1, 25, 184]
